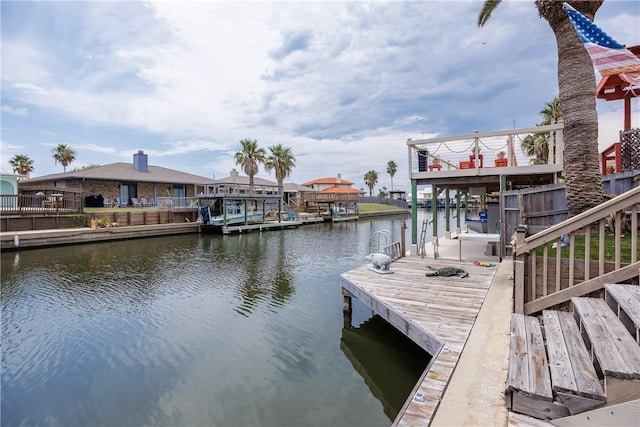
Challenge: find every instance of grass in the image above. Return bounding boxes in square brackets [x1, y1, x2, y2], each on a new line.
[358, 203, 409, 213]
[537, 233, 639, 264]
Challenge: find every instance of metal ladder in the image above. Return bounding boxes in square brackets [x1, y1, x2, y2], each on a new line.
[418, 220, 428, 258]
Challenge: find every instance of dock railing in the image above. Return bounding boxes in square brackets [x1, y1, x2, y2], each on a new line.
[513, 186, 640, 315]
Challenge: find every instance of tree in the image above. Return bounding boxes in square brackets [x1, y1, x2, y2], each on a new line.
[378, 186, 388, 198]
[479, 0, 605, 215]
[52, 144, 76, 172]
[386, 160, 397, 191]
[364, 170, 378, 197]
[9, 154, 34, 177]
[71, 164, 100, 172]
[234, 138, 266, 196]
[264, 144, 296, 197]
[521, 96, 564, 164]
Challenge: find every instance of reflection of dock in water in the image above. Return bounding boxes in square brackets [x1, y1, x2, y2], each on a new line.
[340, 316, 430, 421]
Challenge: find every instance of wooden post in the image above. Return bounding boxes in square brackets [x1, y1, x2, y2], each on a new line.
[342, 288, 352, 313]
[400, 222, 406, 257]
[514, 224, 528, 314]
[411, 180, 418, 245]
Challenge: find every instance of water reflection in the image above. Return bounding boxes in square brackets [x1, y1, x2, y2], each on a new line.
[341, 316, 430, 419]
[2, 219, 428, 426]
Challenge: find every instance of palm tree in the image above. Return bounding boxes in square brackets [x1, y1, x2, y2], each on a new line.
[521, 132, 549, 165]
[521, 96, 564, 164]
[540, 96, 563, 126]
[265, 144, 296, 196]
[364, 170, 378, 197]
[234, 138, 266, 196]
[52, 144, 76, 172]
[479, 0, 605, 215]
[386, 160, 397, 191]
[9, 154, 34, 177]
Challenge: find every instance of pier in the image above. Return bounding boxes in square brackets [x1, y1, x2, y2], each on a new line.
[341, 237, 512, 426]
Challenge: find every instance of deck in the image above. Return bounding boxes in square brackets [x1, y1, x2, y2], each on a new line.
[341, 250, 502, 426]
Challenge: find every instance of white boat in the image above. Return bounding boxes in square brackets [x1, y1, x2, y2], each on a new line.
[198, 203, 265, 226]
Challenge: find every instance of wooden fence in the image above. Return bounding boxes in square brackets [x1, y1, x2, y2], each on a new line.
[500, 184, 569, 257]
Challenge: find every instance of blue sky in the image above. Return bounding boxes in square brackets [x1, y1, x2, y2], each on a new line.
[2, 1, 639, 192]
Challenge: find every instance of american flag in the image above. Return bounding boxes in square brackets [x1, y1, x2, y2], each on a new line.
[563, 2, 640, 87]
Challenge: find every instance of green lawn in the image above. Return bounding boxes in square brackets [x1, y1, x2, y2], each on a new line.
[358, 203, 409, 213]
[538, 233, 639, 264]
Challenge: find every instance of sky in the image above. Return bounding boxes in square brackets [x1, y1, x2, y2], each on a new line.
[2, 0, 639, 193]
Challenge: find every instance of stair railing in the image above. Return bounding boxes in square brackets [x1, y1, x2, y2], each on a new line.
[513, 186, 639, 315]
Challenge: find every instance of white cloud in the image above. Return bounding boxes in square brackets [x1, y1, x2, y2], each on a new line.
[1, 105, 28, 116]
[1, 0, 638, 182]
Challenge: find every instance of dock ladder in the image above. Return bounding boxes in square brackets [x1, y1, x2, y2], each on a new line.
[370, 230, 402, 261]
[418, 220, 428, 258]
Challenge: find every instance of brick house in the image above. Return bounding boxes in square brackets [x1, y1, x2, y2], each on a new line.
[19, 151, 211, 207]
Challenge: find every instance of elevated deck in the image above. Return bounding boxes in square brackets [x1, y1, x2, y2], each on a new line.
[407, 124, 564, 192]
[341, 242, 506, 425]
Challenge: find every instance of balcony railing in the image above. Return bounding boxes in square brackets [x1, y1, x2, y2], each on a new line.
[406, 123, 564, 178]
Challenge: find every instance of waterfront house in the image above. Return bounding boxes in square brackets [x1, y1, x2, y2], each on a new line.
[301, 174, 364, 219]
[18, 151, 212, 207]
[301, 173, 364, 195]
[0, 167, 20, 209]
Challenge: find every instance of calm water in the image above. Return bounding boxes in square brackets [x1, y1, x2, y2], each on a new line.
[1, 214, 444, 427]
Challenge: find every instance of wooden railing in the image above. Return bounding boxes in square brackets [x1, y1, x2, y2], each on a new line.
[513, 186, 640, 315]
[0, 193, 83, 214]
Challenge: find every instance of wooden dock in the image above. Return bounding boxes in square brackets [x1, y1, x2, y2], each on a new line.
[341, 255, 499, 426]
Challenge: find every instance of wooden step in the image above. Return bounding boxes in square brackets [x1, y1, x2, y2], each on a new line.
[605, 283, 640, 344]
[506, 313, 569, 419]
[571, 297, 640, 405]
[542, 310, 605, 415]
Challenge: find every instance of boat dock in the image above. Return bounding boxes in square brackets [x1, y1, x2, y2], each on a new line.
[341, 236, 514, 426]
[217, 217, 324, 234]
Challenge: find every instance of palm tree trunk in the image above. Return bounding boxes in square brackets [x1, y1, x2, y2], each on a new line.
[537, 0, 604, 215]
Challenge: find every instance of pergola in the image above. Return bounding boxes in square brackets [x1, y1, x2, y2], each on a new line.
[596, 45, 640, 129]
[597, 44, 639, 174]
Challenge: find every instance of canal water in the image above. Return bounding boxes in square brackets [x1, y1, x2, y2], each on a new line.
[1, 210, 458, 427]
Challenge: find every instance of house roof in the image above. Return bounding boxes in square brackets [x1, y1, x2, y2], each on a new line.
[214, 170, 278, 187]
[301, 177, 354, 186]
[319, 186, 365, 194]
[21, 162, 213, 185]
[283, 182, 319, 193]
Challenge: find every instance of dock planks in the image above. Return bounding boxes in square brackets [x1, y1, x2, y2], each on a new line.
[341, 255, 498, 426]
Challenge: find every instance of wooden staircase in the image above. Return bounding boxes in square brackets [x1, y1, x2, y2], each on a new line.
[505, 284, 640, 421]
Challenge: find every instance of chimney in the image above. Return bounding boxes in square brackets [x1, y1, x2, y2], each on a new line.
[231, 169, 239, 178]
[133, 150, 148, 172]
[337, 173, 342, 183]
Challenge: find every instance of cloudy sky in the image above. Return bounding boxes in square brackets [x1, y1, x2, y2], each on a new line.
[2, 1, 638, 192]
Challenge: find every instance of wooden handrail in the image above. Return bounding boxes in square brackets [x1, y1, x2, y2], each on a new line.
[514, 186, 640, 315]
[518, 186, 640, 254]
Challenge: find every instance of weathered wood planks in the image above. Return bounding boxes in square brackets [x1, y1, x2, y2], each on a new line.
[542, 310, 605, 415]
[571, 296, 640, 405]
[341, 256, 498, 427]
[605, 283, 640, 344]
[505, 313, 567, 420]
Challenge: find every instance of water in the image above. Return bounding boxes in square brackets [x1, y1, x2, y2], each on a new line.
[1, 215, 439, 427]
